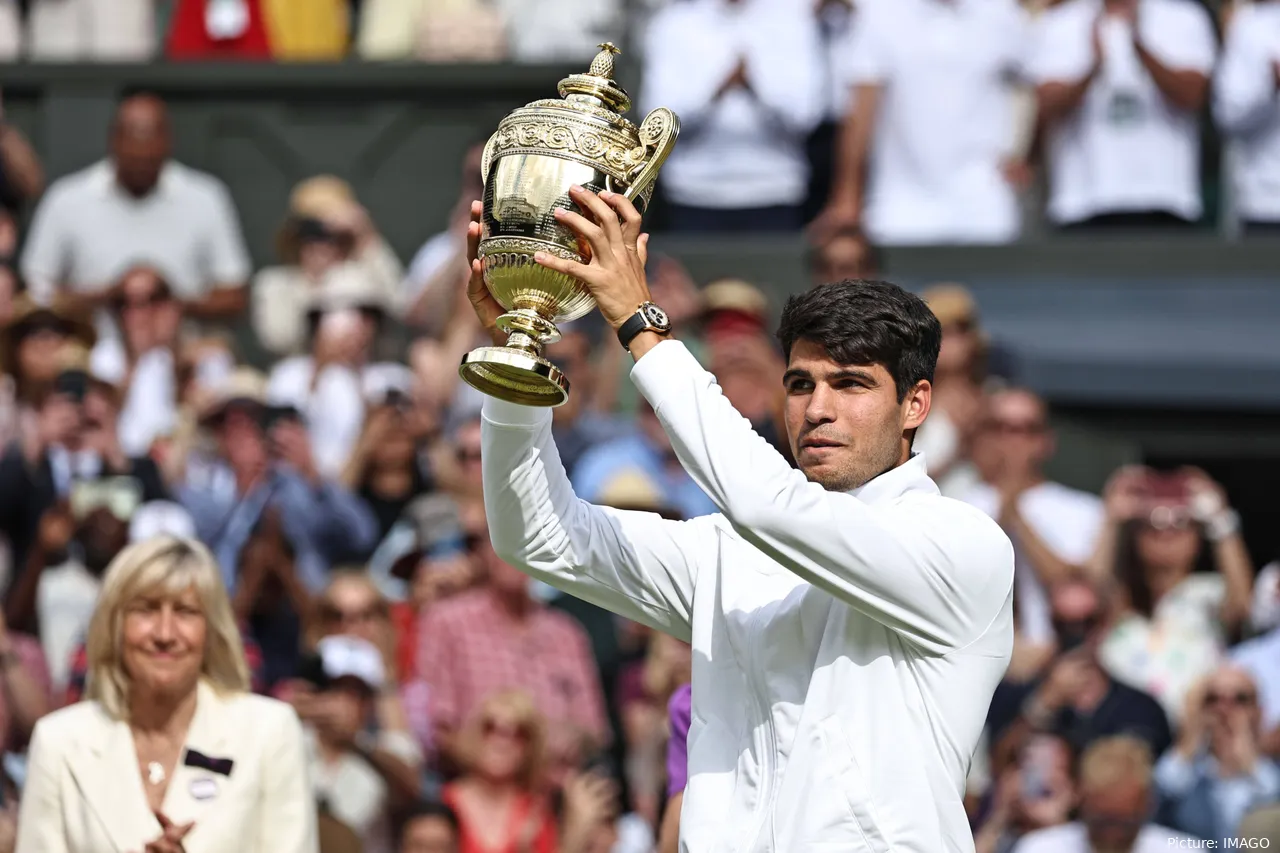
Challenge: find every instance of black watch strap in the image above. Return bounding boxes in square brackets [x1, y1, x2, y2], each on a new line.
[617, 312, 650, 351]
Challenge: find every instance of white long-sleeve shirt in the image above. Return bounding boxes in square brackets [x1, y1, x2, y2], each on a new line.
[1214, 3, 1280, 223]
[481, 340, 1015, 853]
[640, 0, 824, 209]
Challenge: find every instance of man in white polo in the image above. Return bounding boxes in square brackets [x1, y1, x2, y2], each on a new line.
[465, 187, 1015, 851]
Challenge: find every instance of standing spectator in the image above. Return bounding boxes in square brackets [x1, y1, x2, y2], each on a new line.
[20, 95, 251, 331]
[1011, 736, 1193, 853]
[254, 175, 403, 357]
[1154, 666, 1280, 842]
[1028, 0, 1216, 229]
[178, 368, 379, 594]
[1214, 0, 1280, 235]
[1092, 466, 1254, 722]
[414, 536, 609, 763]
[25, 0, 154, 59]
[641, 0, 824, 232]
[962, 389, 1105, 664]
[818, 0, 1032, 244]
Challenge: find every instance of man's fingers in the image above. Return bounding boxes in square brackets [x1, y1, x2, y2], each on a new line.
[154, 811, 173, 831]
[466, 217, 482, 268]
[553, 207, 610, 260]
[568, 185, 624, 248]
[637, 233, 650, 268]
[600, 190, 643, 249]
[534, 251, 597, 286]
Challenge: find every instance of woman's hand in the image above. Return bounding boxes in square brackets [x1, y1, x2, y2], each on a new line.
[1102, 465, 1150, 522]
[131, 811, 194, 853]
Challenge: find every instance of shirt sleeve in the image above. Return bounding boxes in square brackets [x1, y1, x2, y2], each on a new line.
[202, 180, 252, 287]
[666, 684, 693, 796]
[745, 13, 826, 134]
[482, 397, 721, 642]
[640, 5, 739, 130]
[1146, 1, 1217, 75]
[18, 183, 71, 305]
[631, 341, 1015, 655]
[1025, 7, 1092, 85]
[1213, 9, 1279, 135]
[843, 0, 892, 86]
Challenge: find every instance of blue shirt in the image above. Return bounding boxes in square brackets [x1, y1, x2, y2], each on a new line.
[571, 432, 717, 519]
[178, 466, 378, 593]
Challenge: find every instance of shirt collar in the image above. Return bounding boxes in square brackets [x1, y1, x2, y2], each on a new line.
[848, 453, 938, 505]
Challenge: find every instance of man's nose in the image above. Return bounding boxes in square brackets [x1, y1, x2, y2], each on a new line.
[805, 384, 837, 424]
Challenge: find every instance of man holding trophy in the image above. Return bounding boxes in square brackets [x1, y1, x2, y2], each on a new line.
[462, 45, 1015, 853]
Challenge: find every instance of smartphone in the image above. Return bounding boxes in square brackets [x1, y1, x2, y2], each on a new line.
[1019, 738, 1058, 802]
[70, 477, 144, 522]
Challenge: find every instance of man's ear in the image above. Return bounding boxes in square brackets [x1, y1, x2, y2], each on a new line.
[903, 380, 931, 432]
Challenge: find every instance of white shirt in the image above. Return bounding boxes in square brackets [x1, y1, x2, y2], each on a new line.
[1214, 2, 1280, 223]
[91, 340, 178, 457]
[641, 0, 825, 209]
[482, 339, 1015, 853]
[306, 728, 421, 853]
[1028, 0, 1216, 224]
[1011, 821, 1193, 853]
[844, 0, 1030, 244]
[963, 480, 1104, 645]
[21, 159, 250, 307]
[36, 560, 101, 694]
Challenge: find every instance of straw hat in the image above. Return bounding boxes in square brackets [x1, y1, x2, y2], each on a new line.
[289, 175, 356, 220]
[921, 282, 979, 329]
[702, 278, 769, 318]
[197, 366, 269, 425]
[596, 469, 682, 520]
[1, 295, 97, 374]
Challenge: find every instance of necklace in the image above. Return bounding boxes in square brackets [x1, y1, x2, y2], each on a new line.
[147, 761, 165, 786]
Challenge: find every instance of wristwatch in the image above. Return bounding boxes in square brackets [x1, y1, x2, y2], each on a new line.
[617, 301, 672, 351]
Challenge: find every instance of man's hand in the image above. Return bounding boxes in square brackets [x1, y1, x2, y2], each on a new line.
[1035, 650, 1091, 712]
[463, 200, 506, 347]
[534, 186, 652, 332]
[271, 420, 318, 484]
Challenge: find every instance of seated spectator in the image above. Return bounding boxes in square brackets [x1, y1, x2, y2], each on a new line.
[1, 295, 96, 412]
[976, 733, 1076, 853]
[0, 608, 51, 757]
[89, 266, 182, 458]
[415, 536, 609, 763]
[818, 0, 1032, 245]
[357, 0, 506, 61]
[178, 367, 378, 593]
[398, 800, 461, 853]
[20, 95, 251, 332]
[1028, 0, 1216, 229]
[299, 635, 424, 853]
[1092, 466, 1254, 722]
[262, 0, 349, 60]
[342, 367, 438, 546]
[988, 576, 1173, 764]
[1012, 735, 1193, 852]
[268, 264, 405, 479]
[496, 0, 621, 63]
[642, 0, 824, 233]
[254, 175, 402, 357]
[25, 0, 154, 59]
[0, 345, 167, 604]
[1214, 0, 1280, 235]
[166, 0, 272, 59]
[1155, 665, 1280, 843]
[441, 689, 559, 853]
[962, 389, 1105, 674]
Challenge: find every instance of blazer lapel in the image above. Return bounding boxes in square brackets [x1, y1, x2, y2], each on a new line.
[163, 681, 236, 850]
[67, 709, 157, 853]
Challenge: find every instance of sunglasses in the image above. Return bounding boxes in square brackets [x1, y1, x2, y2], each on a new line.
[456, 447, 482, 464]
[118, 292, 170, 310]
[1205, 690, 1255, 707]
[986, 419, 1045, 436]
[943, 318, 975, 335]
[320, 603, 385, 625]
[481, 718, 530, 742]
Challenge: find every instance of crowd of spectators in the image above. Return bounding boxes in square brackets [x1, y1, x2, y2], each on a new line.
[0, 0, 1275, 851]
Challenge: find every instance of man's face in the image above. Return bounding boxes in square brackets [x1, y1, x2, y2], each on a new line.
[1049, 581, 1105, 654]
[112, 125, 169, 197]
[782, 339, 929, 491]
[218, 407, 268, 475]
[985, 390, 1051, 479]
[1081, 779, 1148, 853]
[400, 815, 459, 853]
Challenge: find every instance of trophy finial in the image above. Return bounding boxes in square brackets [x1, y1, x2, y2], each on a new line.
[589, 43, 621, 79]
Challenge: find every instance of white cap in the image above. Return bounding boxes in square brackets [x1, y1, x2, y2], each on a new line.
[129, 501, 197, 544]
[316, 635, 385, 691]
[362, 362, 416, 408]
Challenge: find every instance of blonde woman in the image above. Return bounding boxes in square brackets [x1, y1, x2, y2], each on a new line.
[16, 537, 317, 853]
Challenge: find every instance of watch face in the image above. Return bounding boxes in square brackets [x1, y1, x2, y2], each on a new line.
[642, 303, 670, 330]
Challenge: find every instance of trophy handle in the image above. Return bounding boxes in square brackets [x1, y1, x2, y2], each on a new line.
[624, 108, 680, 205]
[480, 132, 498, 185]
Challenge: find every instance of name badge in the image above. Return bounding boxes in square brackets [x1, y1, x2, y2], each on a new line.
[189, 777, 219, 801]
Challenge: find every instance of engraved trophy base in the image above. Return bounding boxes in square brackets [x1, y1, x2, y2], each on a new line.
[458, 310, 571, 408]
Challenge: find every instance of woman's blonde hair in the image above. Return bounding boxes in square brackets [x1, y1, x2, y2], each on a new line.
[85, 536, 250, 720]
[1078, 735, 1153, 795]
[455, 689, 546, 791]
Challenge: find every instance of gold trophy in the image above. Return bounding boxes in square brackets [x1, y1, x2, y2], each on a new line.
[457, 43, 679, 407]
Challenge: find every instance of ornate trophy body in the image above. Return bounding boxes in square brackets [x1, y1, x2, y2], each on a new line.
[457, 43, 679, 407]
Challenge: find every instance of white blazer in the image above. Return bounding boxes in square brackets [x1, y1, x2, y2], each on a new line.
[16, 680, 319, 853]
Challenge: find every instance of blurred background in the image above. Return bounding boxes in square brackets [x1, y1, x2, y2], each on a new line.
[0, 0, 1278, 850]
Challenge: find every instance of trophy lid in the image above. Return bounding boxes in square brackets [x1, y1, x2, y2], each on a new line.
[557, 43, 632, 115]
